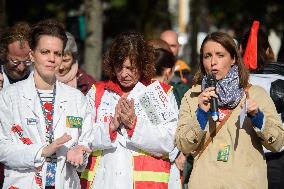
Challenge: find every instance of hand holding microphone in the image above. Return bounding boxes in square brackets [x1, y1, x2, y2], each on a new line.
[198, 74, 219, 121]
[207, 74, 219, 122]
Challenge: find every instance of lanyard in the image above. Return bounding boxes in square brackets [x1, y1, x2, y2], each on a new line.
[37, 85, 56, 144]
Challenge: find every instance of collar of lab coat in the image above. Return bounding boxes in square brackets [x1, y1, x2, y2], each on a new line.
[2, 67, 11, 89]
[22, 74, 67, 139]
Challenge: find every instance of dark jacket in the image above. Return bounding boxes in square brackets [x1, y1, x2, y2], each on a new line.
[252, 62, 284, 121]
[254, 62, 284, 76]
[77, 69, 96, 95]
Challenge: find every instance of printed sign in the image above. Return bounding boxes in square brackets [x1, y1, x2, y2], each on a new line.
[129, 81, 177, 125]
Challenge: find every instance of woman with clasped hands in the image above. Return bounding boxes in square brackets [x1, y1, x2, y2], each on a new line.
[67, 32, 179, 189]
[175, 32, 284, 189]
[0, 19, 91, 189]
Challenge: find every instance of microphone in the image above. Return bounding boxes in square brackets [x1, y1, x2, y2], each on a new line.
[207, 74, 219, 122]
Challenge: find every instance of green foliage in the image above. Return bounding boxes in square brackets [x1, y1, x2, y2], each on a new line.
[110, 0, 127, 8]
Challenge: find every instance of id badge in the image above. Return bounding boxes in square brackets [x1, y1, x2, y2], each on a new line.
[217, 145, 230, 162]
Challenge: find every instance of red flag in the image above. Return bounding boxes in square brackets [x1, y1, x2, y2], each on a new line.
[243, 21, 260, 70]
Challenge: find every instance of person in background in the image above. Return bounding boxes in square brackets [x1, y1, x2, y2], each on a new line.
[68, 31, 179, 189]
[0, 19, 91, 189]
[152, 48, 176, 84]
[148, 38, 172, 52]
[160, 30, 180, 57]
[151, 47, 185, 189]
[176, 31, 284, 189]
[148, 38, 189, 110]
[0, 21, 32, 189]
[160, 30, 192, 87]
[240, 21, 284, 189]
[154, 36, 192, 187]
[55, 32, 95, 95]
[0, 22, 32, 88]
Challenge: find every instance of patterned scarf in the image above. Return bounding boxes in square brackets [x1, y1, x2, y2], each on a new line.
[202, 65, 244, 109]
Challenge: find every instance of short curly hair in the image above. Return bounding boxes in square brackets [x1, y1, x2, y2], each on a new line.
[0, 22, 31, 64]
[103, 32, 155, 82]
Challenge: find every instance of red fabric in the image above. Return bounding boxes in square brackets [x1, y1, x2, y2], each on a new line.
[243, 21, 260, 70]
[126, 116, 137, 138]
[109, 124, 117, 142]
[104, 80, 124, 97]
[133, 155, 170, 173]
[19, 137, 33, 145]
[77, 69, 96, 95]
[151, 80, 172, 94]
[8, 187, 19, 189]
[80, 156, 98, 189]
[88, 156, 98, 171]
[94, 82, 106, 122]
[43, 102, 52, 112]
[159, 82, 172, 94]
[218, 108, 231, 122]
[11, 125, 33, 145]
[11, 125, 23, 132]
[135, 181, 168, 189]
[34, 175, 42, 187]
[80, 181, 91, 189]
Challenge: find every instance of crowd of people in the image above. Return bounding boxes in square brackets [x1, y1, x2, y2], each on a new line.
[0, 18, 283, 189]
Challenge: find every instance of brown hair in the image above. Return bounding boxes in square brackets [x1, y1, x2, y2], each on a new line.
[30, 19, 67, 51]
[193, 32, 249, 88]
[154, 48, 176, 76]
[103, 32, 155, 82]
[0, 22, 31, 64]
[147, 39, 171, 52]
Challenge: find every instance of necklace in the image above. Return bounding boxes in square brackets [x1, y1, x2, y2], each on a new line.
[37, 85, 56, 144]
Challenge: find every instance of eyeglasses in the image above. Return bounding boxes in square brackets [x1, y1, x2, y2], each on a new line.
[8, 58, 32, 66]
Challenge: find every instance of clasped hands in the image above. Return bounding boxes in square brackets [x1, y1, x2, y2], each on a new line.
[110, 96, 137, 132]
[65, 96, 136, 167]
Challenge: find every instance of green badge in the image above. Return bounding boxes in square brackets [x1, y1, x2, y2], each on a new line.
[66, 116, 83, 128]
[217, 145, 230, 162]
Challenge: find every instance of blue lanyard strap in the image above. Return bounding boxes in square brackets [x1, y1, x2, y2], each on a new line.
[37, 85, 56, 144]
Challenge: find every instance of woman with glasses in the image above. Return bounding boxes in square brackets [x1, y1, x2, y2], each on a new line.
[0, 19, 91, 189]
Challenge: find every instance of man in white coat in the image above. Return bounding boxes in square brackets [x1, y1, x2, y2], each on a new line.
[0, 21, 33, 189]
[0, 22, 33, 89]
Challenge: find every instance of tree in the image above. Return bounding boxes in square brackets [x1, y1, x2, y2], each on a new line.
[84, 0, 103, 80]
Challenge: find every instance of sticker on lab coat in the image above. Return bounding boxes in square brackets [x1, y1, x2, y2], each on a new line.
[26, 118, 38, 125]
[66, 116, 83, 128]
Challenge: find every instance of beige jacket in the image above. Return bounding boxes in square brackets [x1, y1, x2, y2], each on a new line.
[176, 85, 284, 189]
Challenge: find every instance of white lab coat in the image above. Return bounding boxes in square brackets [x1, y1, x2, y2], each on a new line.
[78, 82, 179, 189]
[2, 69, 11, 89]
[0, 74, 91, 189]
[1, 65, 33, 89]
